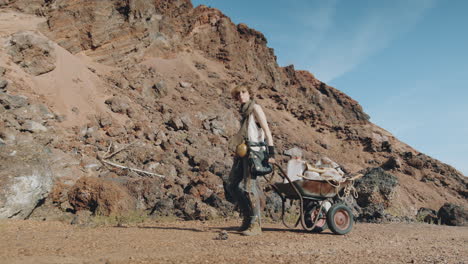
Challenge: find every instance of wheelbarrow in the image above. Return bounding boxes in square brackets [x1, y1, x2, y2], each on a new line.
[266, 163, 362, 235]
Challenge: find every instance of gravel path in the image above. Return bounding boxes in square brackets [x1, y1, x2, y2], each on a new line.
[0, 219, 466, 264]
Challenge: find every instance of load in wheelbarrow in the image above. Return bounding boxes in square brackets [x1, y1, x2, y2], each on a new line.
[266, 163, 362, 235]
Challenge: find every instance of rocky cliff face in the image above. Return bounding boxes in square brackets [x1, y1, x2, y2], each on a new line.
[0, 0, 466, 221]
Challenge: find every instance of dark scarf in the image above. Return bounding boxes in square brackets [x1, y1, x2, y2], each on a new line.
[228, 99, 255, 151]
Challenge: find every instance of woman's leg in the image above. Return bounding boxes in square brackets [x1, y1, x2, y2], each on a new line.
[226, 158, 251, 223]
[242, 161, 262, 236]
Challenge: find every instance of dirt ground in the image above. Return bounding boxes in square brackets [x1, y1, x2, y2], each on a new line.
[0, 219, 466, 264]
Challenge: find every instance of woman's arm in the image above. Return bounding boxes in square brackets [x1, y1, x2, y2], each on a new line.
[253, 104, 274, 146]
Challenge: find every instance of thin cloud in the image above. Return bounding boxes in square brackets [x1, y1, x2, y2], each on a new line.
[273, 0, 338, 66]
[307, 0, 438, 82]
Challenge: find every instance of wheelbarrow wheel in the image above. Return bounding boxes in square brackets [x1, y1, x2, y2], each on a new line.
[326, 204, 353, 235]
[304, 204, 328, 233]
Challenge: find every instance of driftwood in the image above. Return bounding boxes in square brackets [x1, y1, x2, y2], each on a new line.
[101, 159, 165, 178]
[104, 141, 137, 159]
[98, 141, 165, 178]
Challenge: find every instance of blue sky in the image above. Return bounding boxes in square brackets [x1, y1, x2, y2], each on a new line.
[192, 0, 468, 176]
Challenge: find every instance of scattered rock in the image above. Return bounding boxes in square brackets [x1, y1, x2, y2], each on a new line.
[207, 72, 219, 79]
[194, 62, 206, 70]
[362, 133, 392, 153]
[98, 114, 113, 128]
[381, 156, 401, 170]
[70, 210, 93, 226]
[0, 93, 29, 109]
[167, 116, 186, 131]
[175, 195, 218, 220]
[22, 120, 48, 133]
[28, 104, 55, 119]
[214, 230, 228, 240]
[7, 31, 56, 76]
[438, 203, 468, 226]
[125, 178, 164, 211]
[0, 79, 8, 90]
[407, 156, 425, 169]
[105, 96, 131, 115]
[202, 116, 226, 136]
[179, 81, 192, 88]
[193, 201, 218, 220]
[152, 81, 168, 98]
[283, 147, 303, 158]
[0, 67, 5, 76]
[151, 198, 175, 217]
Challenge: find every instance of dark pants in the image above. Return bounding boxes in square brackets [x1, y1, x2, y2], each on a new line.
[226, 157, 261, 223]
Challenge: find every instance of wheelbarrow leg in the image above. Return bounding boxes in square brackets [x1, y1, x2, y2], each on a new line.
[301, 201, 325, 232]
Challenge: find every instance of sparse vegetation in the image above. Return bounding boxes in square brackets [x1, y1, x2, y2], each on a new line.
[92, 211, 149, 227]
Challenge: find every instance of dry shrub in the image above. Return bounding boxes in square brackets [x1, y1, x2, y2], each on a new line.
[68, 177, 135, 216]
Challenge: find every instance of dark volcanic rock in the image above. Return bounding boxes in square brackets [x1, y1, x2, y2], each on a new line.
[175, 195, 218, 220]
[151, 198, 175, 217]
[381, 156, 401, 170]
[416, 207, 438, 224]
[353, 167, 399, 221]
[125, 178, 164, 210]
[438, 203, 468, 226]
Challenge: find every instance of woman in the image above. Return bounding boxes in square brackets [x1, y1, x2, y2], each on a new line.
[226, 83, 275, 236]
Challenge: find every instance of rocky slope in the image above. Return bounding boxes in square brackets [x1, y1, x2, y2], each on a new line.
[0, 0, 466, 223]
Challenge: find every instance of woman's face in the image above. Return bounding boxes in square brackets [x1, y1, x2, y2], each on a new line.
[236, 89, 250, 103]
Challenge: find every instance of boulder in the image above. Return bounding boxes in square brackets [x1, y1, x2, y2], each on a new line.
[0, 144, 54, 219]
[438, 203, 468, 226]
[151, 198, 175, 217]
[0, 79, 8, 90]
[353, 167, 399, 221]
[104, 96, 131, 115]
[0, 93, 29, 109]
[152, 81, 168, 98]
[167, 116, 185, 131]
[22, 120, 48, 133]
[416, 207, 438, 224]
[381, 156, 401, 170]
[125, 178, 164, 210]
[0, 0, 46, 14]
[175, 195, 218, 220]
[179, 81, 192, 88]
[7, 31, 56, 76]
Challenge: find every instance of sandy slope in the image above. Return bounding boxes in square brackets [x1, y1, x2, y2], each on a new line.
[0, 219, 466, 264]
[0, 11, 44, 37]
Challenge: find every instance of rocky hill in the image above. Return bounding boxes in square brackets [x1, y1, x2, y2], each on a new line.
[0, 0, 466, 223]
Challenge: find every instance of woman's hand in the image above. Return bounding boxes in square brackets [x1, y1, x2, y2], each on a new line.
[268, 158, 276, 164]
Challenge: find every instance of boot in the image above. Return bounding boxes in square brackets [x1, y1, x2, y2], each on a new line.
[237, 215, 251, 232]
[241, 216, 262, 236]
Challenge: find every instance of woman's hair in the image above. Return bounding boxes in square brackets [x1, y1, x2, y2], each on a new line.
[230, 82, 254, 98]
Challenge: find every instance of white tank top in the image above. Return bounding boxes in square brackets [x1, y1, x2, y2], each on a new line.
[247, 111, 265, 151]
